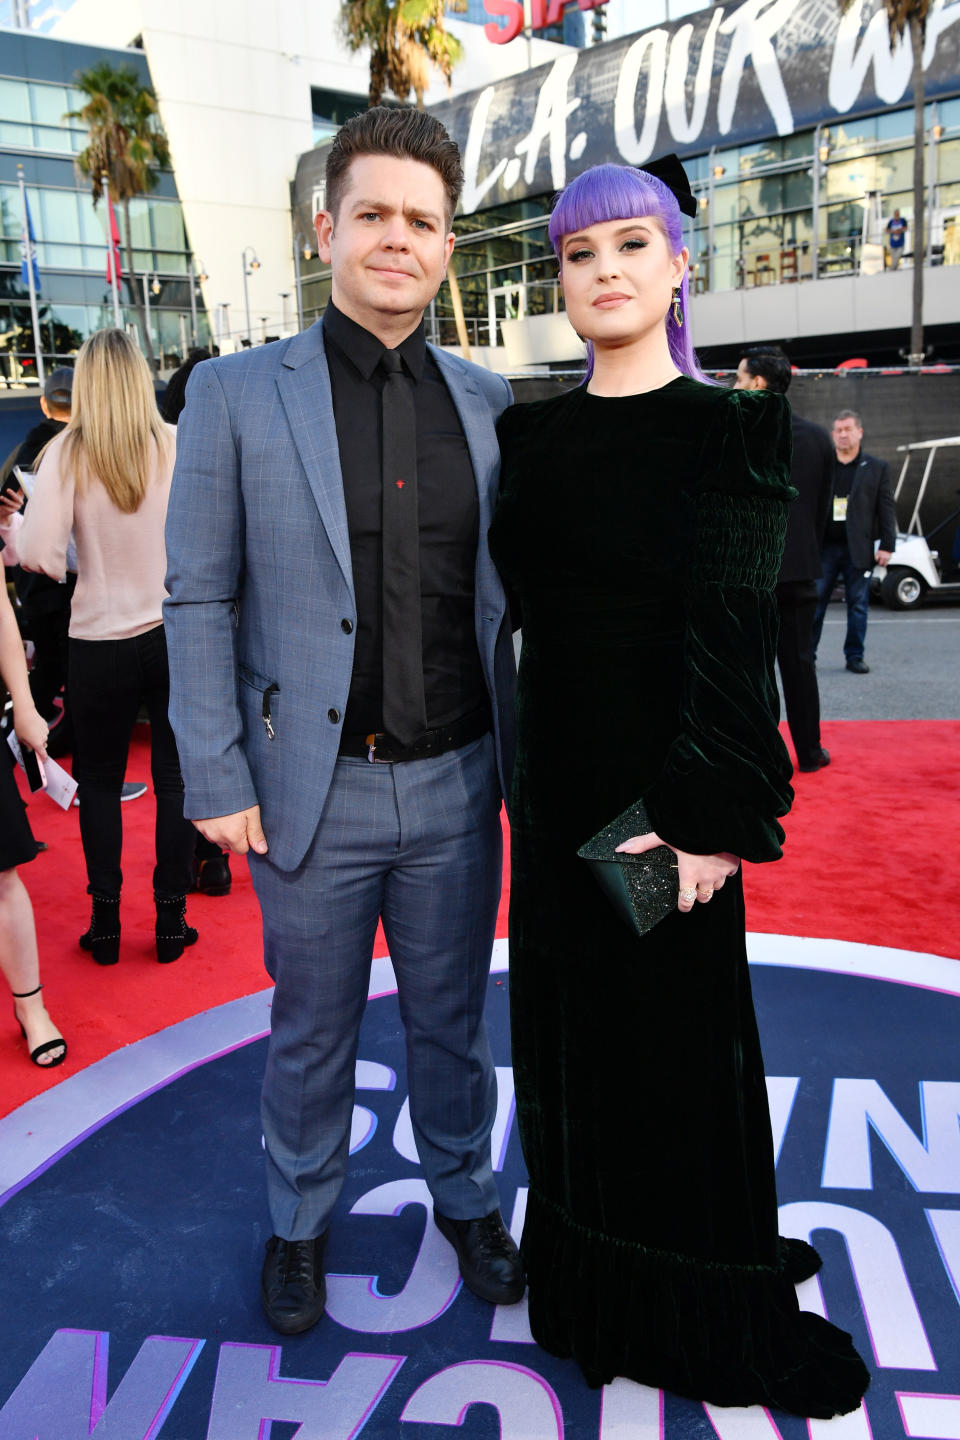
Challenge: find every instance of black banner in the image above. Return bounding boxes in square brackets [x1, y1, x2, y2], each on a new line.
[294, 0, 960, 219]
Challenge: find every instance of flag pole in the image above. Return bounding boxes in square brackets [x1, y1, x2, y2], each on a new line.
[16, 164, 45, 386]
[103, 173, 122, 328]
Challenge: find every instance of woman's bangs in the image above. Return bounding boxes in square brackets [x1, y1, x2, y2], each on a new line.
[549, 165, 668, 253]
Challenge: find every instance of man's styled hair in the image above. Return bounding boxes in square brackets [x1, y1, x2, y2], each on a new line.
[834, 409, 862, 427]
[741, 345, 792, 394]
[325, 106, 463, 226]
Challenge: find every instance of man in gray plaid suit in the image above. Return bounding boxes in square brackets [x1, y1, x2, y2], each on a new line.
[164, 108, 522, 1335]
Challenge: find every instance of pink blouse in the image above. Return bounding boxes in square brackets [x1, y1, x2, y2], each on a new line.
[17, 425, 177, 642]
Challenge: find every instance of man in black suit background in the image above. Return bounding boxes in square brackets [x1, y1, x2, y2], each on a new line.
[735, 346, 833, 772]
[813, 410, 897, 675]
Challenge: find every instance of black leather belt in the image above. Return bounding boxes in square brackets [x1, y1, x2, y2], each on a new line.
[338, 708, 491, 764]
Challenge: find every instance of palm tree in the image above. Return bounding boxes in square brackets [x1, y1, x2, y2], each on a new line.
[340, 0, 463, 107]
[838, 0, 931, 362]
[66, 63, 172, 369]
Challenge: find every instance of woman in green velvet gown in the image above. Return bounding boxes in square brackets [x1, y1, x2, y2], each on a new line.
[488, 162, 870, 1417]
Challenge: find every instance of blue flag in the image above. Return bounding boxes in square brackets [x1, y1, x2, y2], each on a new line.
[20, 192, 42, 295]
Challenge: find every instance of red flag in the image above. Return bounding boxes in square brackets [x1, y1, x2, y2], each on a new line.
[106, 195, 123, 284]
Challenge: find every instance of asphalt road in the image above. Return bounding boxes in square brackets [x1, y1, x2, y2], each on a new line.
[808, 599, 959, 720]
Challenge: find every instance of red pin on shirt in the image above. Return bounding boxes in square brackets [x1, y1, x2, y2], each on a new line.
[396, 480, 405, 488]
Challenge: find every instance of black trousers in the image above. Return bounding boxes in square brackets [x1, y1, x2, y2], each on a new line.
[776, 579, 822, 769]
[68, 624, 194, 900]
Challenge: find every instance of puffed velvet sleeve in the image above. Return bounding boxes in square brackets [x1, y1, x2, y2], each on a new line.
[642, 389, 795, 863]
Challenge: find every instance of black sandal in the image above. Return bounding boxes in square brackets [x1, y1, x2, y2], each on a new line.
[12, 983, 67, 1068]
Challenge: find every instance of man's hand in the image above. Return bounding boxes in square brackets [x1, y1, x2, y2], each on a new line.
[875, 549, 893, 567]
[194, 805, 268, 855]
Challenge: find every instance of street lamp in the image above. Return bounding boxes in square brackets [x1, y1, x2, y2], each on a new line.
[241, 245, 261, 345]
[279, 291, 290, 332]
[215, 301, 231, 351]
[142, 272, 155, 356]
[293, 231, 312, 332]
[187, 259, 208, 347]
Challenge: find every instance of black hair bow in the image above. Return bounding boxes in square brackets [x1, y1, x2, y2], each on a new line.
[640, 153, 698, 218]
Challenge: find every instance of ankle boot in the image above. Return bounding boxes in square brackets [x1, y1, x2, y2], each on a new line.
[155, 895, 199, 964]
[79, 894, 121, 966]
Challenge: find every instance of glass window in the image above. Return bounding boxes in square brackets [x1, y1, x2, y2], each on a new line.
[40, 304, 85, 355]
[0, 119, 32, 147]
[825, 156, 877, 200]
[784, 169, 813, 208]
[831, 116, 877, 152]
[150, 202, 186, 253]
[738, 140, 780, 172]
[880, 189, 912, 219]
[37, 188, 81, 246]
[1, 184, 24, 239]
[939, 98, 960, 131]
[875, 147, 912, 192]
[30, 83, 70, 126]
[127, 198, 153, 251]
[783, 131, 814, 163]
[937, 139, 960, 185]
[154, 249, 188, 274]
[0, 78, 31, 123]
[78, 196, 106, 247]
[33, 125, 75, 154]
[876, 108, 913, 142]
[823, 201, 862, 241]
[710, 180, 739, 224]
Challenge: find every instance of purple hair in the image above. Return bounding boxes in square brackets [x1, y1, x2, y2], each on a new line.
[549, 163, 711, 385]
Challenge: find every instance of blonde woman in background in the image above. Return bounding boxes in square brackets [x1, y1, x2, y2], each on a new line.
[19, 328, 198, 966]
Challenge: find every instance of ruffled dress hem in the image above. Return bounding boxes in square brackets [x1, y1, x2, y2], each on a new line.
[521, 1186, 870, 1419]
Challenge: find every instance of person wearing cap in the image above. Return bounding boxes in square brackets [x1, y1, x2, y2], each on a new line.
[0, 369, 77, 753]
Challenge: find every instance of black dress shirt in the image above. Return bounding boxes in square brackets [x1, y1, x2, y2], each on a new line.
[827, 452, 859, 546]
[322, 302, 488, 735]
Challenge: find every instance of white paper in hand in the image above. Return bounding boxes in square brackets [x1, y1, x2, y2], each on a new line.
[6, 729, 78, 809]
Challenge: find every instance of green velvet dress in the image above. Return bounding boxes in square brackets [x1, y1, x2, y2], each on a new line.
[488, 379, 870, 1417]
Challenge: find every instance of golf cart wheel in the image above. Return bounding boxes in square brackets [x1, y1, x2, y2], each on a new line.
[880, 567, 926, 610]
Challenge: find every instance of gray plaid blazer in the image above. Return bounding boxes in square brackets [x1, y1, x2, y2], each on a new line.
[164, 319, 516, 872]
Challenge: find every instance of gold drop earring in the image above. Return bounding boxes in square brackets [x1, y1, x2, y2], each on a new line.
[671, 286, 684, 329]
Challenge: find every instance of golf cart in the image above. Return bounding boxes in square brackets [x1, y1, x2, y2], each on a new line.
[872, 436, 960, 609]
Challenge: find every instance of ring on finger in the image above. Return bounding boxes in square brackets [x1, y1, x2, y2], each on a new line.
[679, 885, 698, 903]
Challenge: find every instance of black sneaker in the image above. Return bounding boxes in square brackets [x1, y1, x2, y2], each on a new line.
[434, 1208, 525, 1304]
[261, 1232, 328, 1335]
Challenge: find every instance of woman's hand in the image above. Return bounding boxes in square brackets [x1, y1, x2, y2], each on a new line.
[13, 700, 49, 763]
[0, 485, 24, 527]
[615, 831, 740, 913]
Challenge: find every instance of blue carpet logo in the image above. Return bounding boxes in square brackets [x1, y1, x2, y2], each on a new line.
[1, 936, 959, 1439]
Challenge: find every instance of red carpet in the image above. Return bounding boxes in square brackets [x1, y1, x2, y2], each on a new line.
[4, 719, 956, 1116]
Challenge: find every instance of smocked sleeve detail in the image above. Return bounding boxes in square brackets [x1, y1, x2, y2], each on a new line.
[642, 390, 795, 864]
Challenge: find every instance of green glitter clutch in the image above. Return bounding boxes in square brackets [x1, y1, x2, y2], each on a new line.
[577, 798, 678, 938]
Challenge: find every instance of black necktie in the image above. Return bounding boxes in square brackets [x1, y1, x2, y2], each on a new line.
[379, 349, 427, 746]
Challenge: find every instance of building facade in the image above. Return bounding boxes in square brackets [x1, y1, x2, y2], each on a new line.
[0, 27, 208, 382]
[293, 0, 960, 370]
[51, 0, 575, 349]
